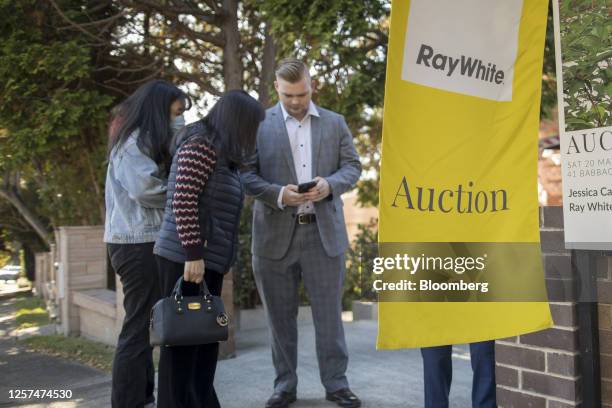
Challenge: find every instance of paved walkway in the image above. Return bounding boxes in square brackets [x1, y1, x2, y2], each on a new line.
[218, 321, 474, 408]
[0, 292, 112, 408]
[1, 289, 475, 407]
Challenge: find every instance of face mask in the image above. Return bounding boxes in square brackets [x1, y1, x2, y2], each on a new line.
[171, 115, 185, 134]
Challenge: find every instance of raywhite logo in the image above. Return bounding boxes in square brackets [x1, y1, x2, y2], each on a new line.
[415, 45, 505, 84]
[401, 0, 523, 101]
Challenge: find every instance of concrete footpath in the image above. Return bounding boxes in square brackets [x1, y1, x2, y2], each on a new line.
[1, 292, 475, 407]
[0, 294, 111, 407]
[217, 321, 474, 408]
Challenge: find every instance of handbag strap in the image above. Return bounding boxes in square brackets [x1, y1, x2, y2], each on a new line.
[172, 276, 212, 300]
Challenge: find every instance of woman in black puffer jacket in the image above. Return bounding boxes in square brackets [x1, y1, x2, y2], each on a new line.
[154, 90, 264, 408]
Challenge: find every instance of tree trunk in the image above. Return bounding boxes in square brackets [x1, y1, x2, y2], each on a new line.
[23, 244, 36, 281]
[222, 0, 242, 90]
[83, 132, 106, 224]
[9, 241, 22, 265]
[0, 173, 52, 249]
[259, 24, 276, 107]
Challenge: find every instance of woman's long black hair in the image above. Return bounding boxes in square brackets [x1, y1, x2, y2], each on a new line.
[108, 79, 191, 174]
[182, 90, 264, 166]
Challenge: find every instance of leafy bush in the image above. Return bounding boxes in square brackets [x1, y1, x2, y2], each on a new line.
[343, 219, 378, 310]
[560, 0, 611, 131]
[233, 199, 261, 309]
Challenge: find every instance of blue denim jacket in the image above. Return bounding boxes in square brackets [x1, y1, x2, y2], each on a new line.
[103, 130, 168, 244]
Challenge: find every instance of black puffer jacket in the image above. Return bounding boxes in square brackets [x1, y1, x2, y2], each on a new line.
[153, 121, 244, 274]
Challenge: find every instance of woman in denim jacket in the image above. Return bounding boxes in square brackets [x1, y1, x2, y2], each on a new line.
[104, 79, 190, 408]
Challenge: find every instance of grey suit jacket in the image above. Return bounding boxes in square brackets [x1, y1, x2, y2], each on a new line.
[241, 103, 362, 260]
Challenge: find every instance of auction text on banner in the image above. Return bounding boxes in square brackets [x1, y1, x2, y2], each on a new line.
[377, 0, 552, 349]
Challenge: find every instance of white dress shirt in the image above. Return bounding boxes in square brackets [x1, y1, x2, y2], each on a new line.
[277, 102, 320, 214]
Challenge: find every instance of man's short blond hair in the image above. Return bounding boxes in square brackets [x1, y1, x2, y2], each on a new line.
[275, 58, 310, 83]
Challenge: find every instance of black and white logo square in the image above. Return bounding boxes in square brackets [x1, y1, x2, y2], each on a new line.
[402, 0, 523, 101]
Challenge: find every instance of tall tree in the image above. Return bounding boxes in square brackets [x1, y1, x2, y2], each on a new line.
[0, 0, 122, 248]
[255, 0, 390, 207]
[104, 0, 278, 102]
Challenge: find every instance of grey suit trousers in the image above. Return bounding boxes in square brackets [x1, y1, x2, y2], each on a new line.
[253, 222, 349, 394]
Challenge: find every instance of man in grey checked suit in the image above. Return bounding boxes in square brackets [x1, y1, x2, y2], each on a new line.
[241, 58, 362, 408]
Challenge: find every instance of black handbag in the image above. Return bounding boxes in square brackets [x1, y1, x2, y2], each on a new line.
[149, 276, 229, 346]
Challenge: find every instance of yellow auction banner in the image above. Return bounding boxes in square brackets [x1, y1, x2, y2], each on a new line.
[377, 0, 553, 348]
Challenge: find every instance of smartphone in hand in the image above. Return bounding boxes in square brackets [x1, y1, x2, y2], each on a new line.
[297, 181, 317, 193]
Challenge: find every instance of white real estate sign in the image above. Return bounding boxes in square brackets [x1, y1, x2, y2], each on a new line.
[553, 0, 612, 250]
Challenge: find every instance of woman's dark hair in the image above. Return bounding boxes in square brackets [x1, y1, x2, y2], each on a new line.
[197, 90, 265, 166]
[108, 79, 191, 173]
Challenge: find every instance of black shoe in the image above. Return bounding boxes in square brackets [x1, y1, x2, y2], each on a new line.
[325, 388, 361, 408]
[265, 391, 297, 408]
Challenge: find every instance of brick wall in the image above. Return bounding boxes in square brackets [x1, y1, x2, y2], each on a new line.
[600, 302, 612, 407]
[598, 256, 612, 407]
[342, 190, 378, 240]
[496, 207, 581, 407]
[538, 112, 561, 206]
[496, 206, 612, 407]
[538, 156, 563, 206]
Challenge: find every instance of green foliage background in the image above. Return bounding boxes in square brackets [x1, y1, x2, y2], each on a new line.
[559, 0, 611, 131]
[0, 1, 113, 227]
[0, 0, 561, 309]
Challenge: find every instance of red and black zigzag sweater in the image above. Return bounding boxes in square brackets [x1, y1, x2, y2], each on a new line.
[172, 140, 217, 261]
